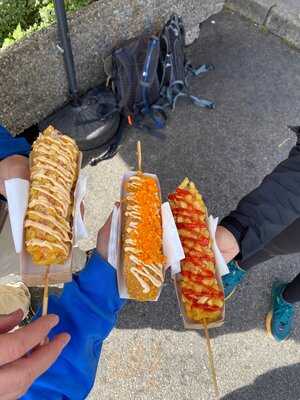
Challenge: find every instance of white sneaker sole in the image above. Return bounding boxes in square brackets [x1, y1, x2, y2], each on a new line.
[265, 311, 288, 342]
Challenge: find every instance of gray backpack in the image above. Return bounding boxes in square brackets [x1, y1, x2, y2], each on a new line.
[159, 14, 215, 110]
[104, 14, 215, 135]
[107, 35, 167, 135]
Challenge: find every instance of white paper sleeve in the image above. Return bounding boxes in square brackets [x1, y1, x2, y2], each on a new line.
[208, 215, 229, 276]
[5, 179, 29, 254]
[108, 205, 120, 270]
[161, 202, 185, 276]
[73, 173, 88, 244]
[5, 166, 88, 286]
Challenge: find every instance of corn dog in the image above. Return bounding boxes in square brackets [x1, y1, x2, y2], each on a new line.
[121, 173, 165, 301]
[169, 178, 224, 323]
[25, 126, 79, 265]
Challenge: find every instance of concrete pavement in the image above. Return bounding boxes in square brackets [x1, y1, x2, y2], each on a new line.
[0, 8, 299, 400]
[226, 0, 300, 48]
[82, 9, 300, 400]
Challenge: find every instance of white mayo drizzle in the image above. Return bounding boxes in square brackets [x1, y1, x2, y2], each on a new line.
[31, 190, 68, 218]
[25, 220, 70, 246]
[31, 172, 70, 199]
[124, 247, 141, 255]
[27, 210, 71, 238]
[125, 239, 136, 245]
[124, 174, 163, 294]
[29, 197, 57, 213]
[129, 255, 163, 280]
[33, 156, 73, 179]
[37, 143, 75, 164]
[26, 239, 68, 255]
[35, 133, 77, 157]
[130, 267, 162, 293]
[35, 144, 73, 166]
[26, 129, 78, 263]
[31, 163, 73, 184]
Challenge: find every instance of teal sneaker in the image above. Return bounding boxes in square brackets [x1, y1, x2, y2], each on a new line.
[222, 260, 246, 300]
[265, 282, 295, 342]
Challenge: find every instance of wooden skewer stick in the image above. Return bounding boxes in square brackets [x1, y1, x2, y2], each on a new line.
[136, 141, 142, 172]
[203, 320, 220, 399]
[42, 266, 50, 316]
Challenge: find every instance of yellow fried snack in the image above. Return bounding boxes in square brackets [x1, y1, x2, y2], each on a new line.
[122, 173, 165, 301]
[25, 126, 79, 265]
[169, 178, 224, 323]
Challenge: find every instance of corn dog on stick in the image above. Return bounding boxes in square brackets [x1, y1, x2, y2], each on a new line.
[169, 178, 224, 323]
[121, 142, 165, 301]
[25, 126, 79, 265]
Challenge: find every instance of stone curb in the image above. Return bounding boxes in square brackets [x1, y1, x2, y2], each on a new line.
[0, 0, 224, 135]
[226, 0, 300, 49]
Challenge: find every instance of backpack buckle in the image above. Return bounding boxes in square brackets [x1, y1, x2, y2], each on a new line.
[128, 115, 133, 126]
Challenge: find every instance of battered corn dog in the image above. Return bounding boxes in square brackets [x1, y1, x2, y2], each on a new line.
[169, 178, 224, 323]
[25, 126, 79, 265]
[122, 173, 165, 301]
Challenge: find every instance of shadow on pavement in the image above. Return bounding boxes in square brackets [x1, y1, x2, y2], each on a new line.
[221, 363, 300, 400]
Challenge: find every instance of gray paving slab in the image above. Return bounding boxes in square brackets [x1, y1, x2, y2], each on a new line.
[82, 10, 300, 400]
[226, 0, 300, 48]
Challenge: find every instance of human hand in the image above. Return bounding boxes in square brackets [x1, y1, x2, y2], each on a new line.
[96, 203, 120, 261]
[215, 225, 240, 263]
[0, 155, 30, 197]
[0, 309, 70, 400]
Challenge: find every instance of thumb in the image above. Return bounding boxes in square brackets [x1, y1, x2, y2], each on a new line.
[96, 203, 120, 260]
[98, 202, 120, 239]
[0, 309, 23, 334]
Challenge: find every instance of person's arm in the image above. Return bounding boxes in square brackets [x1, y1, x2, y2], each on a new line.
[0, 125, 30, 160]
[0, 155, 30, 198]
[219, 130, 300, 261]
[22, 208, 125, 400]
[0, 125, 31, 198]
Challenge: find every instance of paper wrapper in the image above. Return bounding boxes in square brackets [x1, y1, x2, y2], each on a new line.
[108, 171, 185, 301]
[174, 215, 228, 330]
[5, 153, 88, 286]
[5, 179, 29, 254]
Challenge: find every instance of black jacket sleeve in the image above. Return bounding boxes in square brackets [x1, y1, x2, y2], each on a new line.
[221, 128, 300, 261]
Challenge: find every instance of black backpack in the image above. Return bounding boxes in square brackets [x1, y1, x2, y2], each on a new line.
[104, 14, 215, 136]
[105, 35, 167, 135]
[159, 14, 215, 110]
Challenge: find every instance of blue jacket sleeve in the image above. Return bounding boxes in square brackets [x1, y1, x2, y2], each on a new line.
[0, 125, 31, 160]
[22, 250, 125, 400]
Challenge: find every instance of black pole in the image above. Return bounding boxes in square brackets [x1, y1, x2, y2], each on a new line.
[54, 0, 81, 106]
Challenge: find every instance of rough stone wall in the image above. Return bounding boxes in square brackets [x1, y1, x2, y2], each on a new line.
[0, 0, 224, 134]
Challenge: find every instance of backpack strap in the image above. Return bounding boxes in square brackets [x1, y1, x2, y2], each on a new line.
[89, 117, 124, 166]
[112, 47, 135, 112]
[138, 36, 167, 131]
[165, 80, 215, 110]
[186, 62, 215, 78]
[140, 38, 160, 109]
